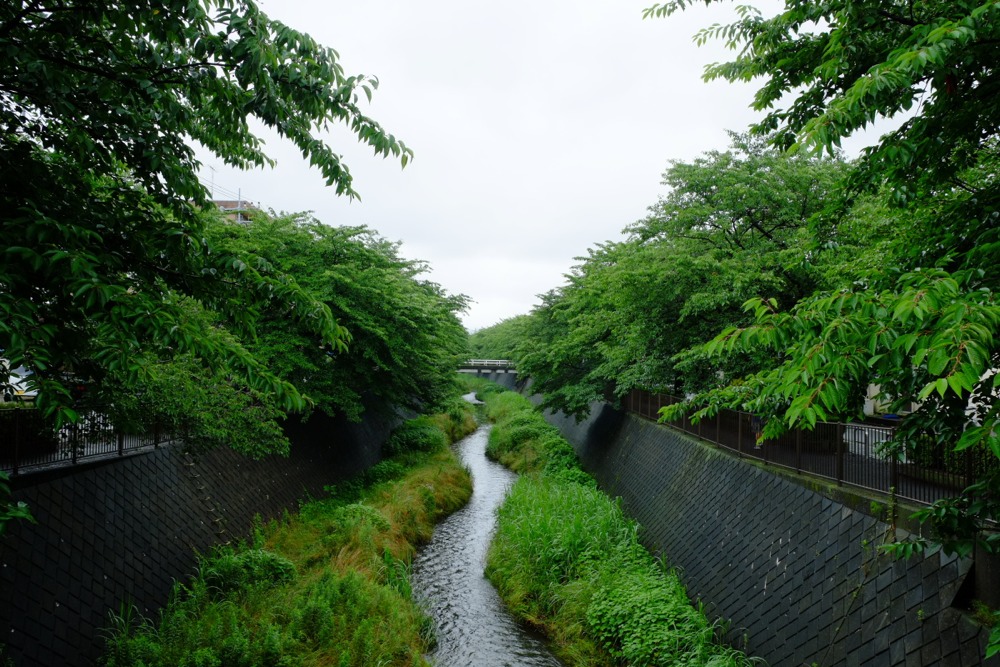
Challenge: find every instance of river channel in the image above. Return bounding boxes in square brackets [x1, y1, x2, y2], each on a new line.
[410, 422, 563, 667]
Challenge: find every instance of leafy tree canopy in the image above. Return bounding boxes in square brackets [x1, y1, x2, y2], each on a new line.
[207, 213, 471, 422]
[0, 0, 411, 423]
[468, 316, 533, 361]
[642, 0, 1000, 436]
[644, 0, 999, 201]
[646, 0, 1000, 561]
[81, 209, 470, 458]
[506, 135, 848, 417]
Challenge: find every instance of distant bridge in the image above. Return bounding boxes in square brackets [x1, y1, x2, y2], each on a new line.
[458, 359, 516, 373]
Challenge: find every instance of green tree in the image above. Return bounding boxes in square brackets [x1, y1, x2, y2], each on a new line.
[644, 0, 999, 200]
[647, 0, 1000, 565]
[468, 316, 532, 360]
[206, 213, 470, 421]
[0, 0, 411, 422]
[511, 136, 847, 417]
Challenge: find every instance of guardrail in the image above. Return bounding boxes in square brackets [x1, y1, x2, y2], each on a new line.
[0, 408, 170, 476]
[625, 389, 999, 506]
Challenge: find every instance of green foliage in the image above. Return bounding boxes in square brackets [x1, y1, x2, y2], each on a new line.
[882, 474, 1000, 561]
[586, 564, 715, 666]
[198, 547, 296, 596]
[644, 0, 1000, 200]
[971, 602, 1000, 659]
[483, 386, 752, 662]
[486, 475, 755, 666]
[459, 375, 510, 402]
[467, 315, 532, 359]
[484, 391, 537, 423]
[322, 460, 411, 505]
[488, 422, 559, 459]
[207, 214, 470, 421]
[384, 417, 449, 457]
[0, 0, 417, 422]
[504, 134, 848, 418]
[640, 0, 1000, 587]
[481, 390, 595, 482]
[99, 340, 292, 458]
[1, 0, 471, 463]
[0, 471, 35, 538]
[101, 399, 475, 667]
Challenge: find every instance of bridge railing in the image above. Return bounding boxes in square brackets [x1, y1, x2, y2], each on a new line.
[460, 359, 516, 371]
[0, 407, 171, 476]
[624, 389, 998, 506]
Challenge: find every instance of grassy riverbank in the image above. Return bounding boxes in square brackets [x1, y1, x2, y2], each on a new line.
[100, 400, 476, 667]
[480, 388, 759, 667]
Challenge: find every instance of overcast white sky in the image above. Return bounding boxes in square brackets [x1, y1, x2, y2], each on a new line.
[198, 1, 871, 332]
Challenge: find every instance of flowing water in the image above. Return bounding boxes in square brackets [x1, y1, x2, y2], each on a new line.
[410, 422, 563, 667]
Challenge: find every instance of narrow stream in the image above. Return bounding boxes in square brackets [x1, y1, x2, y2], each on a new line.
[410, 422, 563, 667]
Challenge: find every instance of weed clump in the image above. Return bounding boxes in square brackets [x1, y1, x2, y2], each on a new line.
[199, 547, 296, 595]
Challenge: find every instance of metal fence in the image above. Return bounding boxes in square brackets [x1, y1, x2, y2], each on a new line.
[0, 408, 169, 476]
[624, 389, 999, 506]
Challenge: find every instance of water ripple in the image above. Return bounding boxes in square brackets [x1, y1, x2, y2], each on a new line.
[411, 425, 563, 667]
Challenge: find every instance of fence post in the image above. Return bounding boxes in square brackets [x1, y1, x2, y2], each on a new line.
[965, 449, 974, 491]
[117, 430, 125, 457]
[716, 412, 721, 447]
[890, 452, 899, 493]
[836, 423, 844, 486]
[796, 428, 802, 473]
[12, 411, 20, 477]
[762, 426, 769, 464]
[71, 420, 78, 465]
[737, 413, 743, 458]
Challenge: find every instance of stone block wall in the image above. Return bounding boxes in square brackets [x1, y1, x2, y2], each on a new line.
[544, 403, 998, 667]
[0, 410, 393, 667]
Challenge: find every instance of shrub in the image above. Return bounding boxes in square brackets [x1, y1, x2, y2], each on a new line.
[384, 417, 448, 456]
[363, 460, 408, 487]
[586, 565, 713, 665]
[199, 548, 296, 595]
[487, 422, 558, 458]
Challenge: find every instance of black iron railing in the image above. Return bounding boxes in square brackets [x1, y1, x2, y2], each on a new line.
[624, 389, 998, 506]
[0, 407, 170, 476]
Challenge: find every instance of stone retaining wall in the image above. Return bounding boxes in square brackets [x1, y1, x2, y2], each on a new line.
[1, 410, 393, 667]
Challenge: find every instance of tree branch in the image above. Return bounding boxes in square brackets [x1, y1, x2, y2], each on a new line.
[877, 9, 918, 27]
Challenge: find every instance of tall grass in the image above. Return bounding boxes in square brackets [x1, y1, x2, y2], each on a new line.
[483, 389, 760, 667]
[101, 403, 477, 667]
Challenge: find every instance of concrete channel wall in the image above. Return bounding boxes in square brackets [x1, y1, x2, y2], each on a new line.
[534, 394, 997, 667]
[0, 410, 395, 667]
